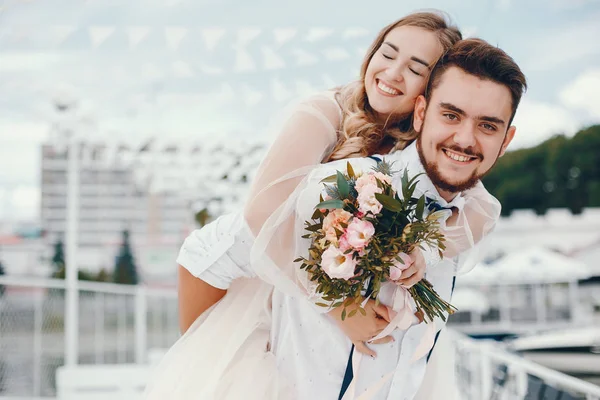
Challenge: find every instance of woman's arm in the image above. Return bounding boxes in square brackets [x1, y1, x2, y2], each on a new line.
[178, 265, 227, 333]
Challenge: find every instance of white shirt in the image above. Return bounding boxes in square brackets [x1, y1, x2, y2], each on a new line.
[177, 142, 464, 399]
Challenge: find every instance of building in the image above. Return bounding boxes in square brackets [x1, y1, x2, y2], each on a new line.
[39, 138, 267, 282]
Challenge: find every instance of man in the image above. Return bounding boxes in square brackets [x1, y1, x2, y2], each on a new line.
[336, 38, 527, 399]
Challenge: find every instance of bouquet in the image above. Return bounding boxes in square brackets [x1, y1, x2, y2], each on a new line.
[295, 160, 457, 323]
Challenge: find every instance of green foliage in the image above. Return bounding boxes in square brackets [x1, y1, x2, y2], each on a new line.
[51, 239, 65, 275]
[0, 260, 5, 297]
[113, 230, 139, 285]
[483, 125, 600, 215]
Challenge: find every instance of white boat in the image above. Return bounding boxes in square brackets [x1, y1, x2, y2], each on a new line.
[508, 328, 600, 377]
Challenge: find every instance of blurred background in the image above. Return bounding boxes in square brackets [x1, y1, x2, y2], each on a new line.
[0, 0, 599, 399]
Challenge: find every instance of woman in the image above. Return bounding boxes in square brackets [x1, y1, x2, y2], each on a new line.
[145, 11, 486, 400]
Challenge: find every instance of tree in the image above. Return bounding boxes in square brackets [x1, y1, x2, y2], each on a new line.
[50, 238, 65, 279]
[113, 230, 139, 285]
[0, 259, 5, 297]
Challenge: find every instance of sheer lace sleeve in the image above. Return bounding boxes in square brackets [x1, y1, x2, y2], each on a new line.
[441, 181, 501, 274]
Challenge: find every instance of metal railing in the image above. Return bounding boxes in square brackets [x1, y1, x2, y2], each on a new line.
[0, 276, 178, 397]
[453, 333, 600, 400]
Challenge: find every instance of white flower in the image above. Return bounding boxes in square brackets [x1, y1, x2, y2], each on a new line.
[321, 246, 357, 280]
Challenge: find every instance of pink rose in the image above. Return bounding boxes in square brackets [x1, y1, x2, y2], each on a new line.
[338, 234, 352, 253]
[322, 209, 353, 244]
[389, 252, 413, 281]
[357, 184, 383, 215]
[345, 219, 375, 250]
[355, 172, 392, 193]
[321, 246, 357, 280]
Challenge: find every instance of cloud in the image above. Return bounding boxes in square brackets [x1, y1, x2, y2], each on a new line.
[560, 68, 600, 119]
[524, 14, 600, 72]
[510, 98, 580, 149]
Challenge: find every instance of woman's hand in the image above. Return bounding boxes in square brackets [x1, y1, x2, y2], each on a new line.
[327, 299, 394, 357]
[396, 247, 426, 288]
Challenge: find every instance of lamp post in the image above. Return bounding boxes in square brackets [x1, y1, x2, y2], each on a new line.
[53, 88, 95, 367]
[53, 90, 80, 367]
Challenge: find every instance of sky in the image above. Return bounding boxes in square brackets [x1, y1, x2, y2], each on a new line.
[1, 0, 599, 221]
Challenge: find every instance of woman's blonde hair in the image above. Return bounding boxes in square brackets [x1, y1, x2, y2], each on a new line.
[326, 11, 461, 161]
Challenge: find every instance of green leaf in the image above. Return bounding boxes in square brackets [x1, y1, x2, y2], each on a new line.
[320, 174, 338, 183]
[348, 309, 358, 318]
[315, 302, 329, 307]
[305, 223, 323, 232]
[315, 199, 345, 210]
[375, 193, 403, 212]
[416, 196, 425, 220]
[337, 171, 350, 198]
[358, 307, 367, 316]
[347, 162, 356, 179]
[293, 257, 304, 263]
[341, 308, 347, 321]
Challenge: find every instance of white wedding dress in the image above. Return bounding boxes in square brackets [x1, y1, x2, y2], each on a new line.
[143, 92, 500, 400]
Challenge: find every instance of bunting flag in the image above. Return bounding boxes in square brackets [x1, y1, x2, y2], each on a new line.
[236, 27, 261, 47]
[201, 28, 226, 51]
[172, 60, 194, 78]
[127, 26, 150, 48]
[305, 27, 334, 42]
[323, 47, 350, 61]
[270, 78, 292, 102]
[234, 49, 256, 72]
[242, 84, 263, 106]
[342, 27, 370, 39]
[273, 28, 297, 46]
[291, 48, 318, 66]
[262, 45, 286, 70]
[51, 25, 78, 46]
[88, 26, 116, 48]
[165, 26, 187, 50]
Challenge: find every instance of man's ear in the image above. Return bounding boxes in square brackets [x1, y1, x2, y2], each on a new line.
[500, 126, 517, 157]
[413, 95, 427, 133]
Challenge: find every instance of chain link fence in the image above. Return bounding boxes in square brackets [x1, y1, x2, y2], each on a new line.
[0, 276, 177, 397]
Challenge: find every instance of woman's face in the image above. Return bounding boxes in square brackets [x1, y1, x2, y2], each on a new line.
[364, 25, 442, 123]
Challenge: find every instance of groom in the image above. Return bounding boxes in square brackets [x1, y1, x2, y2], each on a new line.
[337, 38, 527, 399]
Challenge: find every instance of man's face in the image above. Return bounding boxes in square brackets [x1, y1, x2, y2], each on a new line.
[413, 66, 516, 200]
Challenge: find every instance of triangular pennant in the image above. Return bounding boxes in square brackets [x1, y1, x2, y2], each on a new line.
[323, 47, 350, 61]
[217, 83, 235, 103]
[236, 28, 261, 47]
[201, 28, 226, 51]
[172, 60, 195, 78]
[270, 78, 291, 102]
[295, 80, 317, 96]
[199, 64, 224, 75]
[305, 27, 334, 42]
[273, 28, 297, 46]
[356, 46, 368, 56]
[89, 26, 116, 48]
[141, 63, 164, 80]
[291, 48, 318, 66]
[165, 26, 188, 50]
[242, 85, 263, 106]
[234, 49, 256, 72]
[342, 27, 370, 39]
[262, 46, 286, 70]
[322, 74, 338, 89]
[51, 25, 77, 45]
[127, 26, 150, 48]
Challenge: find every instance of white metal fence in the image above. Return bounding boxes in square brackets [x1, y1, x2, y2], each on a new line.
[453, 333, 600, 400]
[0, 276, 178, 397]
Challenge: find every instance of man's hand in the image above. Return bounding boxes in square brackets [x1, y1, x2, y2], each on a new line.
[327, 299, 394, 357]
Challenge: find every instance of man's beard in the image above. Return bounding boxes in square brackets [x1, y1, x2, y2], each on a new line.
[416, 126, 489, 194]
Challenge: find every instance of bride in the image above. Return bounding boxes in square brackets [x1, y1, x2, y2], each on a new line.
[144, 11, 516, 400]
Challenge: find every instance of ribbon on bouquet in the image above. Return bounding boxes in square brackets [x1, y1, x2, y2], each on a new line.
[339, 286, 438, 400]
